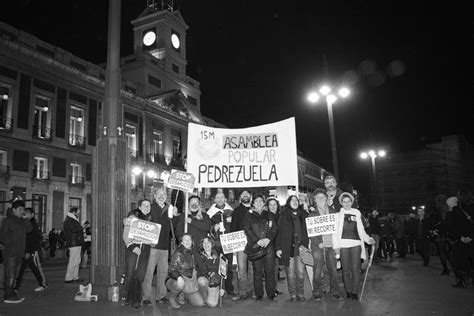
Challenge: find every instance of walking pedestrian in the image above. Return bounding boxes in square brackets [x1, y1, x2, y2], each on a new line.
[392, 213, 407, 259]
[406, 213, 417, 255]
[415, 207, 431, 267]
[15, 208, 47, 292]
[333, 193, 375, 300]
[275, 195, 308, 302]
[81, 221, 91, 269]
[0, 200, 32, 303]
[430, 195, 451, 275]
[243, 193, 278, 301]
[63, 207, 84, 283]
[122, 199, 153, 309]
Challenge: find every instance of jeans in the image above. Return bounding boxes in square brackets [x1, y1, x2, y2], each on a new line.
[285, 256, 305, 298]
[198, 276, 220, 307]
[166, 277, 205, 306]
[311, 246, 341, 296]
[125, 244, 150, 305]
[236, 250, 253, 296]
[340, 245, 362, 294]
[4, 256, 21, 299]
[143, 248, 169, 300]
[65, 246, 81, 281]
[16, 251, 47, 290]
[251, 247, 275, 298]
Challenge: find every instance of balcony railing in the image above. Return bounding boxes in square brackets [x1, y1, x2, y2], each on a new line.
[69, 175, 85, 185]
[32, 125, 53, 141]
[32, 169, 50, 180]
[0, 116, 13, 131]
[69, 134, 86, 149]
[0, 165, 10, 177]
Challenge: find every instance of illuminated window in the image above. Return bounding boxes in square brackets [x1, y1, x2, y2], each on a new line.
[69, 106, 84, 145]
[34, 96, 51, 138]
[34, 156, 49, 179]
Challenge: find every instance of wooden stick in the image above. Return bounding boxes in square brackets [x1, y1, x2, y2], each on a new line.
[359, 245, 375, 301]
[135, 244, 142, 270]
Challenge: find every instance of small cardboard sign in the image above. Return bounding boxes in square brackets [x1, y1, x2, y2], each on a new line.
[219, 230, 248, 254]
[128, 218, 161, 244]
[167, 169, 195, 193]
[305, 214, 337, 237]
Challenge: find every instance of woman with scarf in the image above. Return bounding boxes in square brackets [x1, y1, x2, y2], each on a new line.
[333, 193, 375, 300]
[196, 237, 222, 307]
[166, 234, 205, 309]
[275, 195, 309, 302]
[243, 193, 278, 301]
[122, 199, 153, 309]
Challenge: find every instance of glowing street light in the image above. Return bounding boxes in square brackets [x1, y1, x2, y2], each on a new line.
[307, 84, 351, 180]
[360, 148, 387, 208]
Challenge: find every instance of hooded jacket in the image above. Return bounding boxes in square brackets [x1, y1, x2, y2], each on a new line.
[0, 214, 33, 257]
[63, 212, 84, 248]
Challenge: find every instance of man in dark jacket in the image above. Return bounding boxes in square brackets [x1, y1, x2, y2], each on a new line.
[368, 210, 382, 261]
[324, 176, 344, 213]
[142, 187, 179, 305]
[63, 207, 84, 283]
[406, 213, 417, 255]
[48, 228, 57, 258]
[15, 207, 48, 292]
[0, 200, 32, 303]
[416, 207, 431, 266]
[176, 195, 212, 245]
[230, 190, 254, 301]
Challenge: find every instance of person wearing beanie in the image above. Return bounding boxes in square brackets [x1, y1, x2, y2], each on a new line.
[176, 195, 212, 246]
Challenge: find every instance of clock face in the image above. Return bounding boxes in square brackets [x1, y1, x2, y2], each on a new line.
[171, 33, 180, 49]
[143, 31, 156, 46]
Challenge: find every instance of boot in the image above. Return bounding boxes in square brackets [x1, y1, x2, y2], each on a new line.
[169, 292, 181, 309]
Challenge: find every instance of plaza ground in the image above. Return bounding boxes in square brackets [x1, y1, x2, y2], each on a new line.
[1, 254, 473, 316]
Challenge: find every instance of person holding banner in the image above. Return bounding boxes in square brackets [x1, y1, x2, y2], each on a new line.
[243, 193, 278, 301]
[231, 190, 255, 301]
[176, 195, 212, 245]
[275, 195, 309, 302]
[196, 237, 222, 307]
[308, 189, 343, 301]
[166, 234, 205, 309]
[333, 193, 375, 300]
[122, 199, 153, 309]
[142, 188, 179, 306]
[207, 192, 236, 296]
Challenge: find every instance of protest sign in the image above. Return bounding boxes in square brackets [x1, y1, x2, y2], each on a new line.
[128, 218, 161, 244]
[167, 169, 195, 193]
[187, 118, 298, 188]
[219, 230, 248, 254]
[305, 214, 337, 237]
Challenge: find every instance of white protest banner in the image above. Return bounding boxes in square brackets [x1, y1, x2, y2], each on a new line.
[187, 118, 298, 188]
[219, 230, 248, 254]
[305, 214, 337, 237]
[128, 218, 161, 244]
[167, 169, 195, 193]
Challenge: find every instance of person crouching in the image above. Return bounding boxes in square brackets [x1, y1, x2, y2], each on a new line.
[196, 237, 222, 307]
[166, 234, 205, 309]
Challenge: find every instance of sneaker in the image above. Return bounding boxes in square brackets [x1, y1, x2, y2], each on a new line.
[34, 286, 46, 292]
[313, 294, 322, 301]
[232, 294, 248, 301]
[4, 296, 25, 304]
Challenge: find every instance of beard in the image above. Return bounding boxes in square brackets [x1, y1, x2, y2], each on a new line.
[241, 197, 250, 204]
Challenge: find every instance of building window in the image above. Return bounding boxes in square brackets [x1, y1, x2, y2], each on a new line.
[33, 156, 49, 179]
[0, 149, 8, 177]
[172, 64, 179, 74]
[69, 106, 85, 147]
[70, 163, 83, 184]
[0, 84, 13, 130]
[125, 124, 137, 158]
[172, 136, 180, 159]
[33, 96, 51, 139]
[205, 187, 211, 199]
[32, 194, 47, 233]
[152, 131, 163, 163]
[148, 75, 162, 88]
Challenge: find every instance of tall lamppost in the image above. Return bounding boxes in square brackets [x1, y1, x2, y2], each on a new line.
[307, 85, 350, 180]
[360, 149, 386, 209]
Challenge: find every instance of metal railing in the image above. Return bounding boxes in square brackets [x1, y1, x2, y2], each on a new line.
[69, 134, 86, 149]
[32, 169, 50, 180]
[69, 175, 84, 185]
[32, 125, 53, 140]
[0, 116, 12, 131]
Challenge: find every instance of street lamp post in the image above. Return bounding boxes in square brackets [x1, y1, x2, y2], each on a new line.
[360, 149, 386, 209]
[307, 85, 350, 181]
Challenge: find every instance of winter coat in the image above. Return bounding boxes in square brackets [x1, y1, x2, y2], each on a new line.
[196, 249, 221, 287]
[231, 203, 251, 233]
[368, 215, 381, 235]
[450, 204, 474, 240]
[333, 208, 371, 260]
[176, 210, 212, 244]
[25, 218, 43, 253]
[0, 215, 33, 257]
[150, 202, 178, 250]
[243, 209, 278, 249]
[168, 246, 195, 280]
[275, 206, 308, 266]
[63, 213, 84, 248]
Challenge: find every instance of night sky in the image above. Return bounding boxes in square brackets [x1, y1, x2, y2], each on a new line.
[2, 0, 473, 197]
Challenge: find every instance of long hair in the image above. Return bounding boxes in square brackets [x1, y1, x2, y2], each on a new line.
[458, 188, 474, 207]
[199, 237, 218, 259]
[284, 195, 300, 210]
[265, 197, 281, 215]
